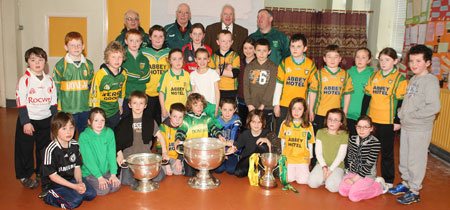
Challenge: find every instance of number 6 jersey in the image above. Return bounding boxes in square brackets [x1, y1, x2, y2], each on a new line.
[243, 59, 278, 109]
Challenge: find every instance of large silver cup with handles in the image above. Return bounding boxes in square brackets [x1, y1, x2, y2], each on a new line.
[176, 137, 228, 189]
[126, 153, 162, 192]
[259, 153, 280, 189]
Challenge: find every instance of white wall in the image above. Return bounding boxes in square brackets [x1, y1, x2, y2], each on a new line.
[1, 0, 22, 104]
[151, 0, 263, 35]
[18, 0, 107, 75]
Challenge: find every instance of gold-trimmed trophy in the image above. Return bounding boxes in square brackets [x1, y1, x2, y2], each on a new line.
[259, 153, 280, 189]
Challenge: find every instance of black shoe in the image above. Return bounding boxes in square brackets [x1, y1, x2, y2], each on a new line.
[20, 178, 39, 189]
[38, 190, 48, 198]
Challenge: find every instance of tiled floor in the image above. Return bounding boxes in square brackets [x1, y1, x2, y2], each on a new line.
[1, 108, 449, 210]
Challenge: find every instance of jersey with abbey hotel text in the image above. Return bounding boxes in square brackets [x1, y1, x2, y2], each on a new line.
[364, 68, 407, 124]
[279, 121, 315, 164]
[43, 139, 82, 189]
[52, 54, 94, 114]
[157, 68, 191, 112]
[277, 55, 316, 107]
[142, 47, 170, 97]
[89, 64, 127, 118]
[16, 69, 57, 120]
[309, 66, 353, 116]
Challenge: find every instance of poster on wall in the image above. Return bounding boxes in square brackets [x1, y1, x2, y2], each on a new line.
[403, 0, 450, 88]
[406, 0, 430, 25]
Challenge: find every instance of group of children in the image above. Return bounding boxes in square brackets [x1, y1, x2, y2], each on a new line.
[14, 19, 440, 208]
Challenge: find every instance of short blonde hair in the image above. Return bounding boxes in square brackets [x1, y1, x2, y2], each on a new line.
[104, 41, 126, 63]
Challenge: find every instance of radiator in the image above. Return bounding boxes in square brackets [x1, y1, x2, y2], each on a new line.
[431, 89, 450, 153]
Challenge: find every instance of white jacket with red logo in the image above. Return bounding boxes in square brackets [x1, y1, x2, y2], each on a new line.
[16, 69, 57, 121]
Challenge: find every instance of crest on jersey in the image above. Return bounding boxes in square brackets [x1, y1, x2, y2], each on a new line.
[83, 70, 88, 77]
[388, 79, 393, 84]
[69, 153, 76, 163]
[373, 79, 378, 83]
[169, 82, 173, 87]
[286, 67, 292, 73]
[304, 69, 309, 74]
[140, 63, 145, 69]
[286, 129, 292, 136]
[188, 56, 193, 62]
[340, 77, 344, 82]
[29, 88, 36, 95]
[323, 77, 328, 82]
[104, 85, 110, 90]
[272, 40, 279, 48]
[48, 87, 52, 94]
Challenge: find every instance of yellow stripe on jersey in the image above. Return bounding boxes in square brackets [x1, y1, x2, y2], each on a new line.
[278, 121, 315, 164]
[277, 56, 316, 107]
[60, 80, 89, 91]
[309, 67, 353, 116]
[364, 68, 407, 124]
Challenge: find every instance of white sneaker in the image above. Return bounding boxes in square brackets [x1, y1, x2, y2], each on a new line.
[375, 177, 389, 194]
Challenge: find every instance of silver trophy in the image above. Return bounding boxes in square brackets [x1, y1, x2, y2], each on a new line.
[259, 153, 280, 189]
[176, 137, 230, 189]
[126, 153, 162, 192]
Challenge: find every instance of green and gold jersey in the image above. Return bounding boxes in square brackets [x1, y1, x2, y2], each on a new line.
[279, 121, 315, 164]
[52, 55, 94, 114]
[142, 47, 171, 97]
[309, 67, 353, 116]
[89, 64, 127, 118]
[364, 68, 407, 124]
[277, 55, 316, 107]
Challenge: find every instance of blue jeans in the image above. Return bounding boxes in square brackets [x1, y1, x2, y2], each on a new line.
[214, 154, 238, 174]
[44, 178, 96, 209]
[72, 111, 89, 134]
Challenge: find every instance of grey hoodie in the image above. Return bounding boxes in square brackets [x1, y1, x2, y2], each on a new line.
[398, 73, 441, 131]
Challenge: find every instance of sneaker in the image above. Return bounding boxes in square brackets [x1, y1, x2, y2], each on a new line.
[38, 190, 48, 198]
[375, 177, 389, 194]
[397, 190, 420, 204]
[386, 183, 393, 189]
[388, 182, 409, 195]
[20, 178, 39, 189]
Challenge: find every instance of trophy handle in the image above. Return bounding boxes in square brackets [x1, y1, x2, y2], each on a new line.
[175, 141, 184, 155]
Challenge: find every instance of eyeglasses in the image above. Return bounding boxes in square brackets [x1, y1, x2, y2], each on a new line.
[327, 119, 341, 123]
[126, 17, 139, 22]
[177, 11, 190, 15]
[356, 126, 371, 130]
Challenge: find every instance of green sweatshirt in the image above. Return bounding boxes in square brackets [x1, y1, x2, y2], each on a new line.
[249, 28, 290, 66]
[122, 48, 150, 98]
[79, 127, 118, 178]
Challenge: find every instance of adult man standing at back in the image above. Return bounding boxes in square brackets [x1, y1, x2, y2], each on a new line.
[249, 9, 290, 66]
[205, 5, 248, 57]
[164, 3, 192, 50]
[115, 10, 151, 48]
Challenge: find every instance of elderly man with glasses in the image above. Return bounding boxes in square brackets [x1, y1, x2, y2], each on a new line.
[164, 3, 193, 50]
[115, 10, 151, 48]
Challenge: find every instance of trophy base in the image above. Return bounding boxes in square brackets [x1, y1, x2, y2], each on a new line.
[187, 170, 220, 190]
[260, 177, 277, 189]
[131, 180, 159, 192]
